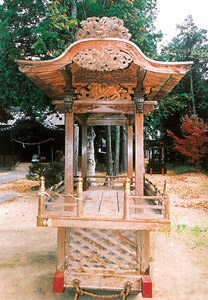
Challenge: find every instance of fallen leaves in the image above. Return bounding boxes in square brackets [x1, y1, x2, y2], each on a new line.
[0, 178, 38, 193]
[146, 172, 208, 212]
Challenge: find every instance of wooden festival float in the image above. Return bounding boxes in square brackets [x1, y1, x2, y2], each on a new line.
[16, 17, 192, 299]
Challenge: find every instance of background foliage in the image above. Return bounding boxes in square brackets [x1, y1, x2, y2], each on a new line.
[0, 1, 207, 167]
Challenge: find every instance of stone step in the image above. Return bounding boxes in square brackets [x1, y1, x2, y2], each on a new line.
[14, 163, 31, 172]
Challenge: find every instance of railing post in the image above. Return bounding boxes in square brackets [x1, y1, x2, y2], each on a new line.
[39, 176, 46, 215]
[124, 177, 130, 219]
[77, 177, 83, 217]
[163, 180, 170, 220]
[163, 179, 169, 196]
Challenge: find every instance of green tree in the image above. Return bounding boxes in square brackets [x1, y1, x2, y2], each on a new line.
[145, 16, 208, 162]
[0, 0, 51, 115]
[31, 0, 79, 58]
[0, 0, 161, 117]
[77, 0, 162, 57]
[30, 0, 162, 58]
[159, 15, 208, 121]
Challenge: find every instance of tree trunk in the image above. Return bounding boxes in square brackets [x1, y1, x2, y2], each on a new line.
[87, 126, 96, 185]
[70, 0, 77, 18]
[106, 126, 113, 176]
[120, 125, 127, 173]
[113, 126, 120, 175]
[190, 67, 196, 115]
[70, 0, 78, 41]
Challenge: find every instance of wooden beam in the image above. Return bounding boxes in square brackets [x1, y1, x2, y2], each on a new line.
[65, 271, 141, 292]
[87, 118, 127, 126]
[144, 101, 158, 114]
[127, 124, 133, 183]
[82, 125, 88, 191]
[60, 66, 72, 88]
[75, 114, 87, 125]
[74, 101, 135, 114]
[37, 216, 170, 231]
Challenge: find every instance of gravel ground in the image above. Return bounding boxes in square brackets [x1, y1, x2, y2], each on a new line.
[0, 174, 207, 300]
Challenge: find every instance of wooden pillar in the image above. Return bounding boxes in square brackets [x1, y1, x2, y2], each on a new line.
[127, 124, 133, 184]
[65, 112, 74, 199]
[56, 110, 73, 278]
[77, 177, 83, 217]
[135, 112, 144, 196]
[38, 176, 46, 216]
[141, 231, 150, 275]
[57, 228, 66, 271]
[82, 125, 87, 191]
[74, 123, 79, 178]
[123, 177, 130, 219]
[135, 102, 150, 277]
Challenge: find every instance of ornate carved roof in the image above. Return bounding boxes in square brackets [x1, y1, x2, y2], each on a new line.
[16, 17, 193, 121]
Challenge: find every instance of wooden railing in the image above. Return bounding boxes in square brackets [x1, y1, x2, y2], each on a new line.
[86, 175, 127, 187]
[123, 177, 170, 220]
[38, 176, 170, 222]
[38, 176, 76, 217]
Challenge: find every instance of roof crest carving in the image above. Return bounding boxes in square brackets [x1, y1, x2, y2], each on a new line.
[76, 16, 131, 41]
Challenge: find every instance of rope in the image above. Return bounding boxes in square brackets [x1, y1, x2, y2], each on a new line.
[11, 138, 54, 146]
[73, 281, 131, 300]
[39, 191, 80, 201]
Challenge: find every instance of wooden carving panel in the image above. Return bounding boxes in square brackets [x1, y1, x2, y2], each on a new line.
[71, 62, 138, 87]
[75, 83, 133, 101]
[74, 103, 134, 114]
[76, 17, 131, 40]
[73, 49, 132, 71]
[66, 229, 138, 271]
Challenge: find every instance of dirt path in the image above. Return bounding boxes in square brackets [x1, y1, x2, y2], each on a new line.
[0, 174, 207, 300]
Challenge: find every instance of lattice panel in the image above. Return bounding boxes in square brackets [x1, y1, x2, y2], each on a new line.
[66, 229, 138, 271]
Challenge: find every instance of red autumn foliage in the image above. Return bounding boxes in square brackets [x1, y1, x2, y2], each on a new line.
[168, 115, 208, 167]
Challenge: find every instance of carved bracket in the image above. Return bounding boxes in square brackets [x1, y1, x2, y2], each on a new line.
[134, 97, 144, 114]
[64, 98, 73, 113]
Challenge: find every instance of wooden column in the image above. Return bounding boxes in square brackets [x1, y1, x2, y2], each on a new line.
[82, 125, 87, 191]
[127, 124, 133, 184]
[123, 177, 130, 219]
[57, 228, 66, 271]
[135, 112, 144, 196]
[135, 101, 150, 276]
[65, 112, 74, 199]
[77, 177, 83, 217]
[141, 231, 150, 275]
[38, 176, 46, 216]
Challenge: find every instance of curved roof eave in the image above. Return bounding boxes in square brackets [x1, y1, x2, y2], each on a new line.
[16, 38, 193, 75]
